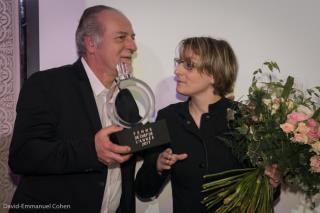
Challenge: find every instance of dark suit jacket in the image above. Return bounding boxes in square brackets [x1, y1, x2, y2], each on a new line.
[9, 59, 136, 213]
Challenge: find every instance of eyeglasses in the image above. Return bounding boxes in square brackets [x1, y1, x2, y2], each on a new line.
[174, 58, 197, 71]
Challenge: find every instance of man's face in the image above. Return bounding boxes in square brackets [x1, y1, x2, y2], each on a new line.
[94, 10, 137, 78]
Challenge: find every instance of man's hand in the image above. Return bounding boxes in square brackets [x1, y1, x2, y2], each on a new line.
[264, 164, 281, 188]
[95, 125, 132, 166]
[156, 148, 188, 174]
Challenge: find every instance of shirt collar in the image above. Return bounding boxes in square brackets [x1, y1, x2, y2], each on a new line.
[81, 57, 107, 96]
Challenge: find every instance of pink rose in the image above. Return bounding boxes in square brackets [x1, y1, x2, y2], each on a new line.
[296, 122, 310, 135]
[307, 119, 318, 128]
[308, 127, 320, 141]
[292, 133, 308, 144]
[287, 112, 309, 124]
[280, 123, 295, 134]
[310, 155, 320, 173]
[272, 97, 282, 104]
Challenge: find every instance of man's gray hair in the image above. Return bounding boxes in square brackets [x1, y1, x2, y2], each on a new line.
[75, 5, 118, 56]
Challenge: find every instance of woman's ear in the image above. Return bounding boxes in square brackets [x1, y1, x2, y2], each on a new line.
[211, 76, 215, 85]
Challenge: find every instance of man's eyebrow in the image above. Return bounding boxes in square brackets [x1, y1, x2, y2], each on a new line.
[114, 31, 135, 37]
[116, 31, 128, 34]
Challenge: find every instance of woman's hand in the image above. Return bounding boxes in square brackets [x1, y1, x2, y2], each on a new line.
[156, 148, 188, 174]
[264, 164, 281, 188]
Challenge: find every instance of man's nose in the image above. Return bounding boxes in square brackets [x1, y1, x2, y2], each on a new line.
[126, 38, 137, 52]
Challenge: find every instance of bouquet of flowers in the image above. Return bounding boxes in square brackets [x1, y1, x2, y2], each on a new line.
[202, 61, 320, 213]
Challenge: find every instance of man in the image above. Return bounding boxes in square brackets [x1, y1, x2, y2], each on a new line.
[9, 5, 137, 213]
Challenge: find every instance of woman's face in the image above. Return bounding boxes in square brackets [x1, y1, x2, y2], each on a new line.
[174, 51, 214, 97]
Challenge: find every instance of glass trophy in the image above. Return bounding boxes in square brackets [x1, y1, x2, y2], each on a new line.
[106, 63, 170, 153]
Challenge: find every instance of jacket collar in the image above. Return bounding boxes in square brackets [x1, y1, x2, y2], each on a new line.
[175, 96, 232, 118]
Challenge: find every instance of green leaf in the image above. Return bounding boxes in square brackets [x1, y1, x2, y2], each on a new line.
[263, 61, 279, 72]
[236, 125, 249, 135]
[312, 107, 320, 120]
[281, 76, 294, 100]
[272, 62, 280, 72]
[307, 89, 313, 96]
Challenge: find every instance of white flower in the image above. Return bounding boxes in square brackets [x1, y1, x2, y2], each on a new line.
[297, 105, 313, 118]
[263, 98, 271, 107]
[227, 108, 236, 121]
[311, 141, 320, 155]
[286, 99, 295, 111]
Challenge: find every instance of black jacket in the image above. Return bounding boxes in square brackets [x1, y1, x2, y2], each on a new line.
[9, 59, 136, 213]
[135, 97, 242, 213]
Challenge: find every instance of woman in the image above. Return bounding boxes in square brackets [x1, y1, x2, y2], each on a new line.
[135, 37, 280, 213]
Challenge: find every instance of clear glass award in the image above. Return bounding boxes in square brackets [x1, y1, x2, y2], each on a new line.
[106, 63, 170, 153]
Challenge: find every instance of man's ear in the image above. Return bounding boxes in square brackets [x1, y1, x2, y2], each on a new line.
[84, 36, 96, 54]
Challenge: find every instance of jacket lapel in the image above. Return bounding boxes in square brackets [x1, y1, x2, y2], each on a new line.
[73, 59, 102, 133]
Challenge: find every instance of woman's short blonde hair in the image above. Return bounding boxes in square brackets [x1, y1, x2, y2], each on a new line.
[178, 37, 238, 96]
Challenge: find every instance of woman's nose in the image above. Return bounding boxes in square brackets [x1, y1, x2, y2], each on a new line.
[174, 65, 184, 75]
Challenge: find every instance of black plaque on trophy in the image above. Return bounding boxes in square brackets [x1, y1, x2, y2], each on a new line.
[112, 120, 170, 153]
[107, 63, 170, 153]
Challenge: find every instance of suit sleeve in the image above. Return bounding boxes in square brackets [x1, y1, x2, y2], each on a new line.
[9, 73, 102, 175]
[135, 110, 170, 199]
